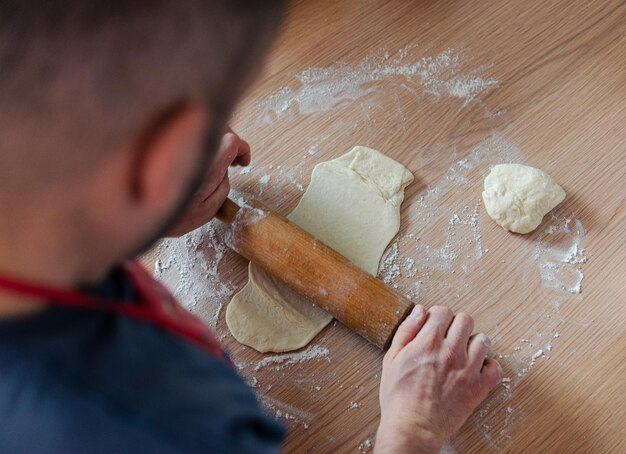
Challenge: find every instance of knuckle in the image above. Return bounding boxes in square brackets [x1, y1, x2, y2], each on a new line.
[456, 371, 471, 387]
[442, 346, 458, 367]
[429, 305, 443, 315]
[224, 131, 238, 142]
[471, 333, 489, 350]
[431, 305, 452, 316]
[416, 332, 439, 352]
[457, 312, 474, 326]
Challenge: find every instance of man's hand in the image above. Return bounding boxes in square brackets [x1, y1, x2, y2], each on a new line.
[375, 305, 502, 454]
[167, 128, 250, 237]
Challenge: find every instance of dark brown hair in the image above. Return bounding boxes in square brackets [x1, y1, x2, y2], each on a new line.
[0, 0, 285, 189]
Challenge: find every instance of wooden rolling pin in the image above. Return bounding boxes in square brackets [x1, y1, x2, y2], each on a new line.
[216, 198, 414, 349]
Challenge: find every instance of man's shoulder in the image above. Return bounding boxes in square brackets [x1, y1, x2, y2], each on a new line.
[0, 355, 183, 453]
[0, 308, 284, 453]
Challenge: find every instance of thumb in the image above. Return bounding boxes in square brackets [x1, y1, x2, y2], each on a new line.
[388, 305, 428, 357]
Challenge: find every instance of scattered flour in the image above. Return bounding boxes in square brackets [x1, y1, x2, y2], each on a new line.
[262, 396, 314, 428]
[254, 345, 330, 372]
[405, 281, 422, 302]
[348, 401, 360, 410]
[235, 155, 308, 202]
[378, 242, 401, 284]
[535, 217, 587, 294]
[378, 131, 522, 294]
[152, 221, 235, 330]
[403, 257, 417, 277]
[530, 349, 545, 366]
[358, 438, 373, 452]
[259, 46, 497, 122]
[223, 203, 269, 254]
[258, 174, 271, 196]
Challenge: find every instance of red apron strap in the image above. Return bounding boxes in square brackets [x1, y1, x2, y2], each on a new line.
[0, 262, 226, 360]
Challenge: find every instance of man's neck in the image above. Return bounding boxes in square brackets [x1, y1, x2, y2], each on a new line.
[0, 207, 99, 319]
[0, 251, 95, 319]
[0, 253, 81, 319]
[0, 293, 45, 318]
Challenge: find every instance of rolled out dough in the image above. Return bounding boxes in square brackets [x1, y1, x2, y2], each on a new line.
[226, 146, 413, 353]
[482, 163, 566, 234]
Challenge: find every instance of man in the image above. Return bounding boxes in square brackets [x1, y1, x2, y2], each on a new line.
[0, 1, 502, 452]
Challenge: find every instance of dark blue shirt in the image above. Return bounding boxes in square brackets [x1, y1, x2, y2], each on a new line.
[0, 268, 284, 453]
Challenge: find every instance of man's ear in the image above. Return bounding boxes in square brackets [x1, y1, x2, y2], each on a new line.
[129, 104, 207, 212]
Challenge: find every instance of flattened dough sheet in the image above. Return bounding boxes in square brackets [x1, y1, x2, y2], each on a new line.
[226, 146, 413, 353]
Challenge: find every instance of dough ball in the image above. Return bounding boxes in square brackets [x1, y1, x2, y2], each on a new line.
[482, 164, 565, 234]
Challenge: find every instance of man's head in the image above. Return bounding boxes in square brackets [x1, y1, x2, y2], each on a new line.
[0, 0, 284, 284]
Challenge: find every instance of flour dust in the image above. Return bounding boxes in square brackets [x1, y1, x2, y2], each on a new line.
[253, 345, 330, 372]
[262, 396, 314, 430]
[152, 221, 236, 331]
[377, 131, 523, 295]
[535, 217, 587, 295]
[259, 46, 497, 123]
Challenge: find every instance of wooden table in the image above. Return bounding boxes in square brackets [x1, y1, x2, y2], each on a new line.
[148, 1, 626, 452]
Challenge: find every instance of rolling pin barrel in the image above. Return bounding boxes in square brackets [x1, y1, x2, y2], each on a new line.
[216, 198, 414, 349]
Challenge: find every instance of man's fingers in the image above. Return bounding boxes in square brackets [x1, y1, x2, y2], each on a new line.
[223, 126, 251, 167]
[443, 313, 474, 366]
[206, 175, 230, 207]
[232, 137, 251, 166]
[218, 132, 241, 167]
[388, 305, 428, 357]
[410, 305, 454, 347]
[445, 312, 474, 346]
[479, 358, 503, 391]
[196, 133, 239, 201]
[467, 333, 491, 371]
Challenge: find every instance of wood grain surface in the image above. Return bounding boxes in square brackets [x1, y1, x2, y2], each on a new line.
[147, 1, 626, 452]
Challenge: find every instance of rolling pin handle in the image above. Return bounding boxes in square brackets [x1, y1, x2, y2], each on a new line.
[216, 198, 240, 223]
